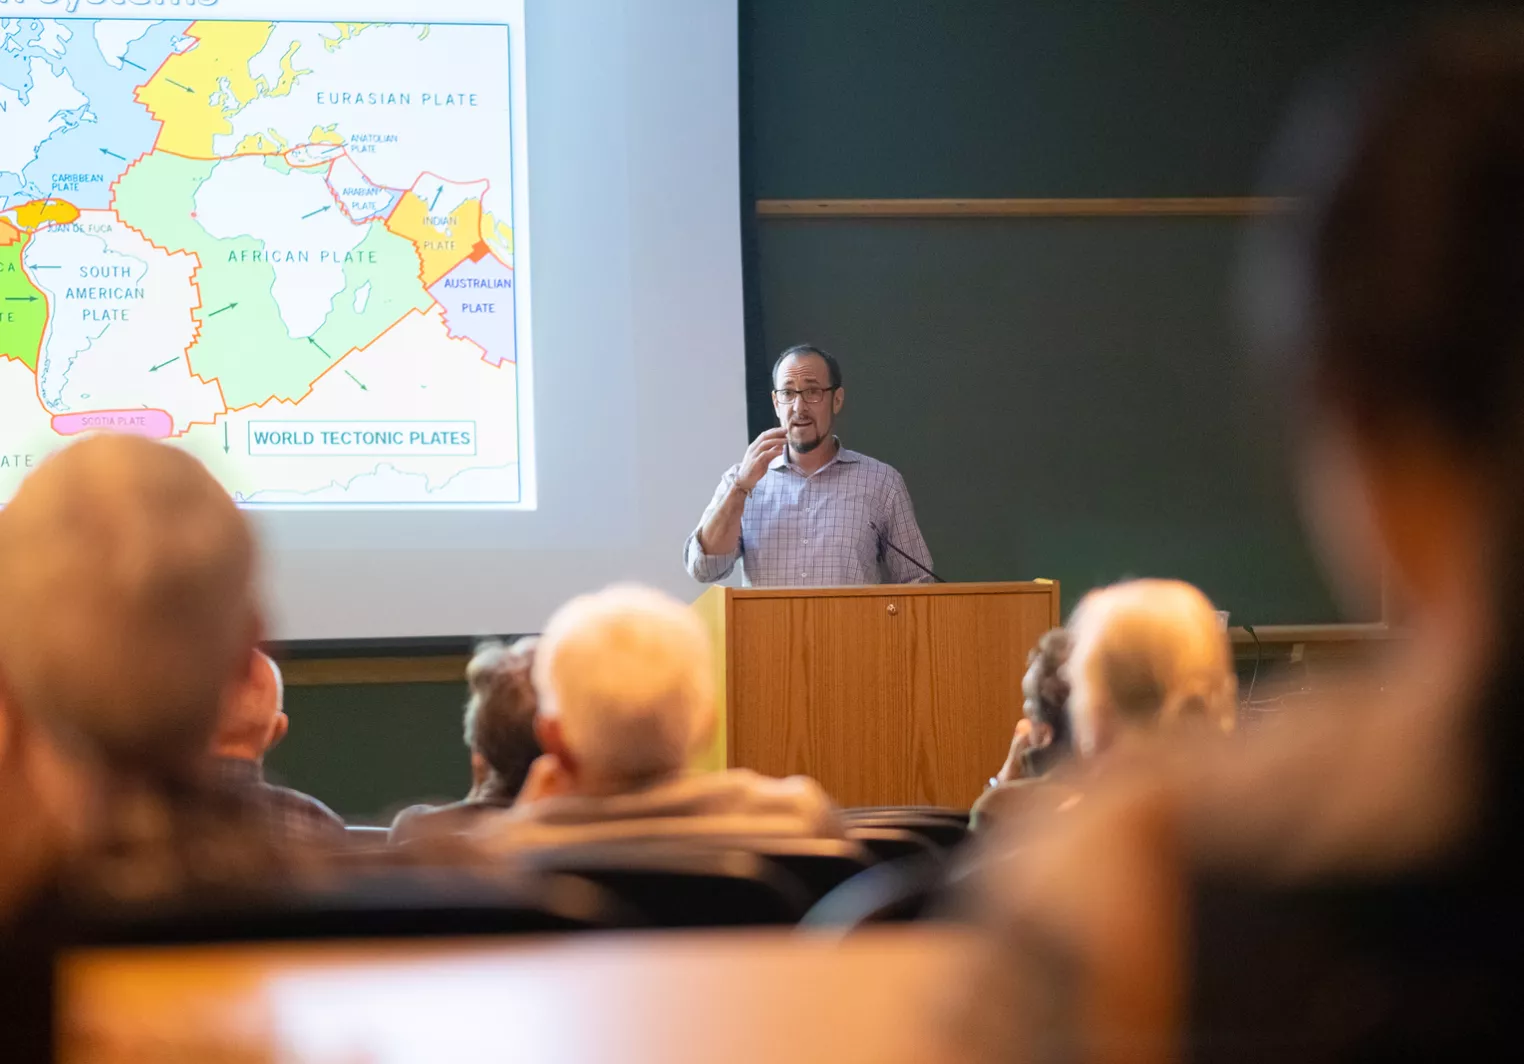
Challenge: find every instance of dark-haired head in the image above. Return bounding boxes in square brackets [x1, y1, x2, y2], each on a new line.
[1247, 16, 1524, 838]
[772, 344, 845, 456]
[1021, 628, 1074, 775]
[771, 344, 842, 390]
[464, 637, 542, 801]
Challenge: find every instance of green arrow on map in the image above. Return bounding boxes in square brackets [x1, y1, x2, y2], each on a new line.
[165, 78, 196, 94]
[4, 295, 38, 302]
[308, 337, 332, 359]
[100, 148, 127, 161]
[206, 302, 237, 317]
[301, 205, 331, 220]
[344, 370, 368, 391]
[148, 356, 181, 373]
[223, 423, 230, 454]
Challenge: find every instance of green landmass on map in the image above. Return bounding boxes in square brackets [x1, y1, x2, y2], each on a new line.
[113, 150, 429, 410]
[312, 224, 434, 362]
[0, 240, 47, 372]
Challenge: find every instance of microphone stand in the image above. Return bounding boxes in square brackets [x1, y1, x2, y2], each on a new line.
[870, 522, 947, 583]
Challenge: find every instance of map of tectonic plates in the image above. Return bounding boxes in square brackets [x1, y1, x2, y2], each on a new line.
[1, 18, 525, 507]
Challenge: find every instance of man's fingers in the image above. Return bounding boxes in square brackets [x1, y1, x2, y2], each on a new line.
[755, 427, 788, 443]
[748, 438, 788, 462]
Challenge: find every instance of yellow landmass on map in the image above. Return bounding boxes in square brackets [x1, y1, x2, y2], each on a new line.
[241, 40, 311, 110]
[234, 129, 289, 154]
[308, 123, 344, 146]
[138, 22, 274, 156]
[138, 22, 312, 158]
[9, 198, 80, 231]
[482, 210, 514, 257]
[322, 23, 374, 52]
[386, 193, 484, 286]
[0, 218, 22, 246]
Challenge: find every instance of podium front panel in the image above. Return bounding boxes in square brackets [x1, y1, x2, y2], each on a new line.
[724, 583, 1057, 808]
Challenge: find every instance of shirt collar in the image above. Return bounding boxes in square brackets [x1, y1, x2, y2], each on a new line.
[213, 756, 265, 786]
[769, 437, 859, 473]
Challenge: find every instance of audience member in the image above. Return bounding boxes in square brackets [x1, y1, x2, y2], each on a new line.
[998, 627, 1074, 783]
[971, 628, 1074, 832]
[975, 583, 1234, 834]
[0, 435, 313, 917]
[958, 22, 1524, 1062]
[1064, 578, 1237, 758]
[212, 650, 346, 846]
[475, 585, 842, 850]
[390, 638, 542, 844]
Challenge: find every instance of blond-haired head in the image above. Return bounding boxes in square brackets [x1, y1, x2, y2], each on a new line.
[1065, 579, 1237, 757]
[0, 435, 261, 771]
[532, 584, 714, 788]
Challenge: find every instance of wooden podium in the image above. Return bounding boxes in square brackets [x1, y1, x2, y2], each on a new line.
[693, 581, 1060, 809]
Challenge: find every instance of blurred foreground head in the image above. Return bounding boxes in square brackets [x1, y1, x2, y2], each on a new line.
[1245, 18, 1524, 830]
[533, 584, 715, 793]
[1250, 19, 1524, 643]
[1065, 579, 1236, 757]
[0, 435, 261, 774]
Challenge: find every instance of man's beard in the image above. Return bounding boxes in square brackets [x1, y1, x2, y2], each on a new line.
[790, 423, 826, 453]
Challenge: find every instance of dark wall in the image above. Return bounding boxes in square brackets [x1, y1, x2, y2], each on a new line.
[282, 0, 1503, 821]
[742, 0, 1506, 626]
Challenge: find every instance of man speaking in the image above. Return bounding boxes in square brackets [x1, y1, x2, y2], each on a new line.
[684, 344, 935, 586]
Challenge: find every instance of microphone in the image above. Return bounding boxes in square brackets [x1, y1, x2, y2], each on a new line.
[870, 521, 946, 583]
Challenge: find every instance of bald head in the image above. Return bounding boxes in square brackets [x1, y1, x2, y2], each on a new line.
[0, 435, 261, 771]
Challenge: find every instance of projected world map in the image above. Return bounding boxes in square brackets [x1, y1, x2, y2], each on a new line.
[0, 18, 527, 507]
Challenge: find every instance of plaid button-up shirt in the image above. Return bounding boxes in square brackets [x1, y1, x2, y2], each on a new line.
[684, 443, 935, 586]
[213, 757, 348, 848]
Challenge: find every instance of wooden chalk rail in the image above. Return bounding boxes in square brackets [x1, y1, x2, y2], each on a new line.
[755, 197, 1296, 219]
[284, 655, 470, 687]
[281, 623, 1398, 687]
[1229, 624, 1399, 646]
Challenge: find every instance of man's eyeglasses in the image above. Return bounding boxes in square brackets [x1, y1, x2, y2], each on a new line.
[772, 386, 836, 406]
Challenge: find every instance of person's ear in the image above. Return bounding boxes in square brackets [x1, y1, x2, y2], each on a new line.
[534, 715, 571, 767]
[469, 750, 488, 789]
[831, 386, 845, 415]
[1031, 720, 1054, 749]
[266, 711, 289, 753]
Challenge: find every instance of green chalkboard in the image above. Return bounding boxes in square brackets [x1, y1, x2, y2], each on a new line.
[269, 682, 470, 821]
[744, 0, 1478, 200]
[738, 0, 1495, 623]
[751, 217, 1339, 624]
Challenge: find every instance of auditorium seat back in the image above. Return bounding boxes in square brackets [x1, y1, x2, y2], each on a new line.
[844, 826, 940, 863]
[71, 871, 637, 945]
[801, 855, 950, 930]
[844, 806, 970, 825]
[689, 836, 876, 902]
[842, 811, 969, 851]
[517, 842, 813, 927]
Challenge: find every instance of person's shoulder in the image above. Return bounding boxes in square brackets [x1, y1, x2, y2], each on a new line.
[262, 782, 345, 830]
[388, 802, 438, 843]
[391, 800, 508, 845]
[714, 769, 843, 831]
[841, 449, 907, 485]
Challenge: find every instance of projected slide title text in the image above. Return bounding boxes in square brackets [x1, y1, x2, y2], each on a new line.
[0, 1, 222, 11]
